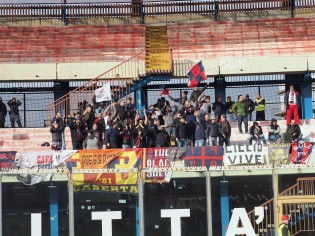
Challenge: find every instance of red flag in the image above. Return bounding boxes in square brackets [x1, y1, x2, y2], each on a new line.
[187, 61, 207, 88]
[160, 88, 170, 96]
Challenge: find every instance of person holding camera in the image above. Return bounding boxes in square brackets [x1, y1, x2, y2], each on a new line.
[69, 112, 87, 150]
[7, 98, 22, 128]
[50, 120, 66, 151]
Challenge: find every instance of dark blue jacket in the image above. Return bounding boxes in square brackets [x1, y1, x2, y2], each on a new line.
[194, 121, 206, 140]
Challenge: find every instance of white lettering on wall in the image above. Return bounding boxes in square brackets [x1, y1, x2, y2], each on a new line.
[31, 213, 42, 236]
[91, 211, 122, 236]
[226, 207, 264, 236]
[161, 209, 190, 236]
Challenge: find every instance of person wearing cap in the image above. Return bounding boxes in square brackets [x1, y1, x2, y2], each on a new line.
[7, 97, 22, 128]
[244, 94, 255, 121]
[218, 114, 231, 146]
[278, 214, 291, 236]
[232, 95, 248, 133]
[284, 85, 301, 125]
[0, 97, 7, 128]
[268, 118, 282, 143]
[206, 115, 219, 146]
[255, 93, 266, 121]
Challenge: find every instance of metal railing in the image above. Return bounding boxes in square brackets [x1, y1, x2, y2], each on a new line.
[248, 177, 315, 235]
[0, 0, 314, 21]
[46, 48, 172, 120]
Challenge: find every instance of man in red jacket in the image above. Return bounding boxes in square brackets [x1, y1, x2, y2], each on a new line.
[284, 85, 301, 125]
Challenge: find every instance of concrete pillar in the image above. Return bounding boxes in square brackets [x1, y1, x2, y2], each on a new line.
[49, 186, 59, 236]
[220, 180, 229, 236]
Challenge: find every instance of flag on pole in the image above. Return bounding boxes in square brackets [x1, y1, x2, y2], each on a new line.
[95, 82, 111, 102]
[187, 61, 207, 88]
[160, 85, 170, 96]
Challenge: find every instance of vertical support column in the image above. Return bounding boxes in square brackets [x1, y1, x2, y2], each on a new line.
[49, 186, 59, 236]
[290, 0, 295, 18]
[206, 172, 213, 236]
[214, 77, 225, 104]
[0, 173, 2, 236]
[214, 0, 219, 21]
[273, 168, 279, 236]
[68, 174, 75, 236]
[23, 93, 26, 127]
[53, 81, 70, 115]
[302, 73, 313, 119]
[220, 180, 229, 236]
[135, 88, 147, 118]
[137, 172, 145, 236]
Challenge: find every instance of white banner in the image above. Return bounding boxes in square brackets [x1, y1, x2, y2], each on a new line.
[95, 82, 111, 102]
[223, 145, 269, 166]
[15, 150, 76, 185]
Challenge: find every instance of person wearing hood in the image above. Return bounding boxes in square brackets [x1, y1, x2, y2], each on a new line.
[83, 129, 102, 150]
[206, 115, 219, 146]
[268, 118, 282, 143]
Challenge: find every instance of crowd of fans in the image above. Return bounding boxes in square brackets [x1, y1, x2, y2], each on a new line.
[49, 84, 303, 150]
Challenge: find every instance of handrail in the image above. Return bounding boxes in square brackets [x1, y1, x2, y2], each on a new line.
[47, 48, 172, 120]
[248, 177, 315, 235]
[0, 1, 314, 20]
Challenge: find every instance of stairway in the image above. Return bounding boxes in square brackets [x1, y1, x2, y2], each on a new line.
[248, 178, 315, 236]
[145, 26, 172, 74]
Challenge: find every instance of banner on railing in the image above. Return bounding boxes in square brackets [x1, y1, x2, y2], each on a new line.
[70, 149, 142, 194]
[291, 142, 315, 164]
[184, 146, 223, 168]
[15, 150, 77, 185]
[224, 145, 269, 166]
[0, 151, 17, 169]
[268, 144, 291, 165]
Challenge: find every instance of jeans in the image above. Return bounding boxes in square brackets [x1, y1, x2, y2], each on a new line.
[177, 138, 188, 147]
[122, 144, 131, 148]
[195, 139, 205, 147]
[209, 137, 218, 146]
[9, 114, 22, 128]
[249, 134, 267, 145]
[226, 113, 236, 123]
[268, 134, 282, 143]
[237, 115, 248, 133]
[219, 137, 230, 146]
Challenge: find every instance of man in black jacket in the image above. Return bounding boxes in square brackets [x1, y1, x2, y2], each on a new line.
[105, 122, 122, 149]
[155, 125, 170, 147]
[8, 98, 22, 128]
[0, 97, 7, 128]
[175, 117, 189, 147]
[190, 83, 208, 102]
[206, 116, 219, 146]
[245, 94, 255, 121]
[69, 114, 87, 150]
[50, 121, 66, 150]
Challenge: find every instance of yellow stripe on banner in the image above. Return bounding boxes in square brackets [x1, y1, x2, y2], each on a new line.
[73, 173, 85, 186]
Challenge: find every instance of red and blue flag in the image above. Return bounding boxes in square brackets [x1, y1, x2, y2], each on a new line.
[187, 61, 207, 88]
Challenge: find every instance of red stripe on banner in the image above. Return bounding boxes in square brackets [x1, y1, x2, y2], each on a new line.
[184, 156, 223, 160]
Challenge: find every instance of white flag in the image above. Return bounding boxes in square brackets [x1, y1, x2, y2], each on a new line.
[95, 82, 111, 102]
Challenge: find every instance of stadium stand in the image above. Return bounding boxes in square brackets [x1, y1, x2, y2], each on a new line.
[0, 25, 145, 63]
